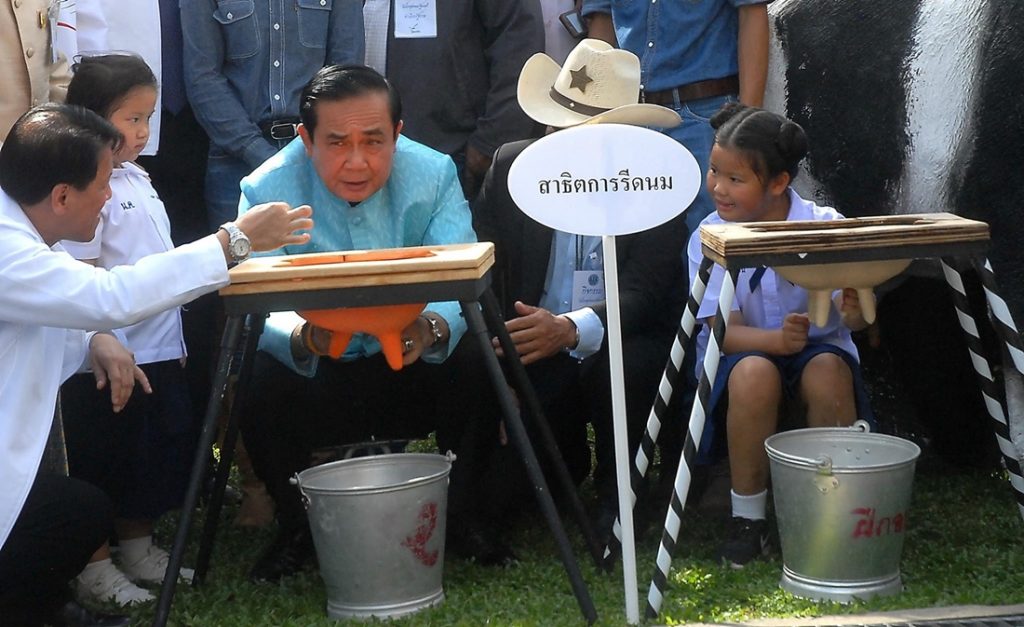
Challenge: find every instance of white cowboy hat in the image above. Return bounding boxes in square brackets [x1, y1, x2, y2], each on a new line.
[517, 38, 681, 129]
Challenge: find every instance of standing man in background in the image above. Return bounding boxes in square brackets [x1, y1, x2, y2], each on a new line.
[182, 0, 364, 230]
[581, 0, 770, 234]
[0, 0, 71, 140]
[581, 0, 771, 496]
[361, 0, 543, 199]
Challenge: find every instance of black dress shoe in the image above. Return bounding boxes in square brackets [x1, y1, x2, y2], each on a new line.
[52, 601, 130, 627]
[248, 527, 315, 583]
[447, 527, 517, 566]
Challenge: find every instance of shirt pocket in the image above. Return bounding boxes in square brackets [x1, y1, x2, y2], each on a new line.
[296, 0, 332, 49]
[214, 0, 260, 59]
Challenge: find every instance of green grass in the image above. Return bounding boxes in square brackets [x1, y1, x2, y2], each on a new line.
[113, 455, 1023, 626]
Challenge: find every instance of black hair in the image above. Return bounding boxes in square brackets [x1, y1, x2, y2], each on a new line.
[710, 102, 809, 183]
[299, 64, 402, 137]
[0, 104, 122, 205]
[66, 53, 158, 119]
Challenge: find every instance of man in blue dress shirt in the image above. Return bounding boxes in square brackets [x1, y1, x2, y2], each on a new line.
[238, 65, 509, 582]
[581, 0, 770, 508]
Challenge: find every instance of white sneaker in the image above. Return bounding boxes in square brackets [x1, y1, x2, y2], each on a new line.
[75, 562, 154, 606]
[120, 544, 195, 585]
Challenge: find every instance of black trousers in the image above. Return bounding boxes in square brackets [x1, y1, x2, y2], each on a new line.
[240, 337, 500, 534]
[476, 332, 673, 523]
[0, 474, 111, 626]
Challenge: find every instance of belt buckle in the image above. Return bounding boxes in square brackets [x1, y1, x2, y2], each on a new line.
[269, 121, 297, 141]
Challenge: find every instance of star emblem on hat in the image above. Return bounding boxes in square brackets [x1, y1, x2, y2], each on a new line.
[569, 65, 594, 93]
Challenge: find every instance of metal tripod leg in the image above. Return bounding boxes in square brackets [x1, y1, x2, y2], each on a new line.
[152, 315, 245, 627]
[461, 299, 597, 624]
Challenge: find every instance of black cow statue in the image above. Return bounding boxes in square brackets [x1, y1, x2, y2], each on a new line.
[764, 0, 1024, 467]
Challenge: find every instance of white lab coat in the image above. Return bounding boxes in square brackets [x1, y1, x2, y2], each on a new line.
[0, 190, 228, 550]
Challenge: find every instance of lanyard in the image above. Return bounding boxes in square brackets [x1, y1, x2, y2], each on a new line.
[575, 235, 584, 271]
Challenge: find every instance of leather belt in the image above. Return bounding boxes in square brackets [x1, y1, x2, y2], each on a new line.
[642, 75, 739, 106]
[258, 118, 300, 141]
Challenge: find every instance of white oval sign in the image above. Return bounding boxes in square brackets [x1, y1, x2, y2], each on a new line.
[508, 124, 701, 236]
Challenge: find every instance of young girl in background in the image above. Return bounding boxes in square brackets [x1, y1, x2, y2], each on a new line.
[688, 103, 873, 568]
[61, 53, 194, 606]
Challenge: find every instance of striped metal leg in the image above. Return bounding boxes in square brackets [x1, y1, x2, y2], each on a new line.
[941, 258, 1024, 520]
[602, 256, 714, 561]
[646, 265, 738, 619]
[971, 257, 1024, 375]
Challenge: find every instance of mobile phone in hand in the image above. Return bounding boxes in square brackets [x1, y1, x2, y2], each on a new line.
[559, 8, 588, 39]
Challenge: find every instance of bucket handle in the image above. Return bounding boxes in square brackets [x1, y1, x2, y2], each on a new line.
[289, 473, 310, 510]
[777, 420, 869, 472]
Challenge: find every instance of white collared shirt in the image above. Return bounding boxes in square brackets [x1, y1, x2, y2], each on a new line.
[0, 190, 229, 551]
[62, 162, 185, 365]
[687, 188, 860, 371]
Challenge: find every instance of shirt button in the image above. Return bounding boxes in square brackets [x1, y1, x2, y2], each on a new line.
[226, 12, 233, 19]
[13, 0, 21, 8]
[648, 41, 654, 48]
[352, 216, 363, 225]
[25, 47, 34, 58]
[274, 22, 280, 30]
[273, 94, 281, 101]
[274, 60, 280, 67]
[320, 0, 326, 5]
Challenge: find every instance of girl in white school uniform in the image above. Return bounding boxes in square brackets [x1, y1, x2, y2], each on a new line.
[687, 103, 876, 569]
[60, 54, 195, 606]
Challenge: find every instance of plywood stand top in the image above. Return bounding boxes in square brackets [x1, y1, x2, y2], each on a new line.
[221, 242, 494, 297]
[699, 212, 990, 267]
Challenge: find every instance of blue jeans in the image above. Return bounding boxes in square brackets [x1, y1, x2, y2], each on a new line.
[663, 93, 736, 236]
[204, 141, 289, 230]
[664, 94, 736, 448]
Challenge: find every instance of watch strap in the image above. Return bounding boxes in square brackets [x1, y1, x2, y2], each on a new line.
[421, 314, 444, 347]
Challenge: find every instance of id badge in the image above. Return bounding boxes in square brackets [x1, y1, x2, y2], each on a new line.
[394, 0, 437, 38]
[49, 0, 75, 64]
[572, 270, 605, 310]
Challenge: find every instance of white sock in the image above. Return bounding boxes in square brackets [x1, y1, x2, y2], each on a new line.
[731, 489, 768, 521]
[77, 558, 116, 584]
[119, 535, 154, 565]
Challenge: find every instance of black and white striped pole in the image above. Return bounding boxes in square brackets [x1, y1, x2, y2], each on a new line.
[603, 256, 714, 561]
[646, 264, 738, 619]
[941, 258, 1024, 520]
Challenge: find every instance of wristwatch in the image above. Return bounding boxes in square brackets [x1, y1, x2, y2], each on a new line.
[220, 222, 251, 263]
[421, 314, 444, 347]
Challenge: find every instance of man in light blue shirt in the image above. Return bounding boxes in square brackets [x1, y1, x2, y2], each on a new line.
[181, 0, 364, 229]
[238, 65, 510, 583]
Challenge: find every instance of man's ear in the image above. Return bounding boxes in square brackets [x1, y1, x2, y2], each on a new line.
[50, 183, 70, 216]
[393, 119, 404, 144]
[298, 123, 314, 156]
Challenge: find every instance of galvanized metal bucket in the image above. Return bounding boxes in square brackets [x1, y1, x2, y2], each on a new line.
[293, 453, 452, 620]
[765, 422, 920, 602]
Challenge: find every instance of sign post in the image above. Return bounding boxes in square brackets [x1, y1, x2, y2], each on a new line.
[508, 123, 700, 624]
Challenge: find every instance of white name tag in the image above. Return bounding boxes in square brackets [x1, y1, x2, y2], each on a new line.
[50, 0, 75, 64]
[572, 270, 605, 310]
[394, 0, 437, 39]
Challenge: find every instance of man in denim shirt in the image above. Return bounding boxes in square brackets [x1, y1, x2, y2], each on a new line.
[580, 0, 769, 515]
[581, 0, 769, 235]
[181, 0, 364, 229]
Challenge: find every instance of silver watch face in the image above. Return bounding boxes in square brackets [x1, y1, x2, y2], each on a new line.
[231, 237, 251, 259]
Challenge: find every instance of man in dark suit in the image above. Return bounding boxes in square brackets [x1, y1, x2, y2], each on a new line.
[472, 39, 688, 530]
[361, 0, 544, 199]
